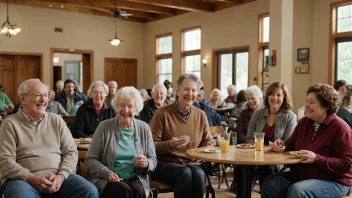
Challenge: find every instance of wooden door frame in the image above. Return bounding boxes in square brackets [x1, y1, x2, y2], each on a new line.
[0, 51, 43, 80]
[211, 45, 250, 90]
[50, 48, 94, 90]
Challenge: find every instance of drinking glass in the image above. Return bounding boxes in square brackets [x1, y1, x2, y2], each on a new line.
[231, 132, 237, 145]
[254, 132, 265, 151]
[219, 133, 230, 152]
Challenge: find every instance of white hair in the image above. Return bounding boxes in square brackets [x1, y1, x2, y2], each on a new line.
[152, 84, 167, 94]
[56, 80, 64, 86]
[245, 85, 263, 101]
[210, 88, 221, 98]
[113, 87, 144, 113]
[198, 90, 204, 98]
[18, 79, 42, 97]
[108, 81, 118, 88]
[87, 81, 109, 97]
[227, 85, 237, 93]
[139, 89, 148, 96]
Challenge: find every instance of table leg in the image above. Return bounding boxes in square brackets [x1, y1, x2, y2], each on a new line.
[235, 165, 252, 198]
[201, 162, 216, 198]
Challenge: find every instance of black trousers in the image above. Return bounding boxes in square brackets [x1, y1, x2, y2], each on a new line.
[101, 176, 145, 198]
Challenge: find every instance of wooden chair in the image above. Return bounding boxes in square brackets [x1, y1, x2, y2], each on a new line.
[66, 116, 76, 130]
[150, 181, 173, 198]
[77, 150, 87, 177]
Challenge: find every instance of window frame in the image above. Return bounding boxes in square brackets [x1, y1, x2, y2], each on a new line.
[181, 26, 201, 75]
[155, 33, 173, 84]
[257, 12, 269, 90]
[329, 1, 352, 85]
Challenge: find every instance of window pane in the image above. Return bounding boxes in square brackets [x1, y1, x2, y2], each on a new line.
[220, 54, 233, 100]
[184, 29, 201, 51]
[337, 41, 352, 84]
[158, 58, 172, 85]
[262, 17, 270, 42]
[184, 55, 201, 79]
[65, 61, 81, 84]
[337, 5, 352, 33]
[235, 52, 249, 91]
[158, 36, 172, 54]
[263, 48, 269, 69]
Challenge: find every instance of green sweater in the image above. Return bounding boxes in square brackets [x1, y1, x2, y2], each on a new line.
[0, 92, 14, 113]
[0, 110, 78, 184]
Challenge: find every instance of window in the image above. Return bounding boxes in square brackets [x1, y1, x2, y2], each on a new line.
[181, 27, 201, 79]
[217, 49, 249, 100]
[330, 2, 352, 84]
[65, 61, 82, 86]
[156, 34, 172, 84]
[258, 13, 270, 89]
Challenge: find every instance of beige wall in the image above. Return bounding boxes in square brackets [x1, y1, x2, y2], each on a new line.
[0, 4, 144, 88]
[143, 0, 270, 100]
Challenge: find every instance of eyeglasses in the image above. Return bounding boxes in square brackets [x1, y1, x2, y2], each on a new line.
[23, 92, 50, 100]
[92, 91, 106, 95]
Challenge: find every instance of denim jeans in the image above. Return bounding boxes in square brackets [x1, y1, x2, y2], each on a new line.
[152, 162, 206, 198]
[1, 174, 99, 198]
[261, 171, 350, 198]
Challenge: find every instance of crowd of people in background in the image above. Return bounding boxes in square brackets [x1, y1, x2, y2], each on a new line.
[0, 75, 352, 198]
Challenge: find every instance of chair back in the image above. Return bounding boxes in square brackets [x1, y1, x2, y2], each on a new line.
[77, 150, 87, 177]
[209, 126, 224, 134]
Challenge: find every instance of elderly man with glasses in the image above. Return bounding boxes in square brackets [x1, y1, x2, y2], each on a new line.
[0, 79, 98, 198]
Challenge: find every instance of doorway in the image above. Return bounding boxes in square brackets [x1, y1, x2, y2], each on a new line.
[50, 48, 93, 94]
[104, 58, 137, 88]
[0, 52, 43, 104]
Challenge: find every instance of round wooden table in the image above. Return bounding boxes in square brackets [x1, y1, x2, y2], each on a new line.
[214, 107, 233, 115]
[186, 145, 303, 198]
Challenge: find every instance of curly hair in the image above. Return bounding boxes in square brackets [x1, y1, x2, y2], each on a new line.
[264, 82, 293, 111]
[307, 83, 340, 114]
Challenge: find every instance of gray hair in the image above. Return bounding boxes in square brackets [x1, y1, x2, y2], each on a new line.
[18, 79, 42, 97]
[176, 73, 202, 91]
[56, 80, 64, 86]
[198, 90, 204, 98]
[244, 85, 263, 101]
[210, 88, 221, 98]
[227, 85, 237, 94]
[139, 89, 148, 96]
[152, 84, 167, 94]
[108, 81, 118, 88]
[87, 81, 108, 97]
[113, 86, 144, 113]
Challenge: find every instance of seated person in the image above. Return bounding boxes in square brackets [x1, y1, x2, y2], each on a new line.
[236, 85, 263, 144]
[139, 84, 170, 124]
[247, 82, 296, 188]
[0, 79, 98, 198]
[230, 90, 247, 120]
[223, 85, 237, 105]
[0, 83, 14, 116]
[150, 73, 213, 198]
[85, 86, 156, 198]
[55, 80, 64, 95]
[56, 79, 88, 113]
[106, 81, 118, 104]
[71, 81, 116, 138]
[207, 88, 226, 109]
[263, 83, 352, 198]
[46, 90, 69, 116]
[140, 89, 151, 101]
[193, 100, 222, 127]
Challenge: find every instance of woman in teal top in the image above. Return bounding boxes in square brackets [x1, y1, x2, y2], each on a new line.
[0, 84, 14, 115]
[85, 86, 157, 198]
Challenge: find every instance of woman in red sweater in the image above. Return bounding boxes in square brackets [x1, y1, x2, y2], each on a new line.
[262, 83, 352, 198]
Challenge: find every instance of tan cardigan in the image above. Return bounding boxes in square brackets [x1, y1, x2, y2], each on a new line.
[150, 102, 212, 163]
[0, 110, 78, 185]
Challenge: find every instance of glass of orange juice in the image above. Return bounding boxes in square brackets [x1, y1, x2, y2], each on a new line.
[254, 132, 265, 151]
[219, 133, 230, 152]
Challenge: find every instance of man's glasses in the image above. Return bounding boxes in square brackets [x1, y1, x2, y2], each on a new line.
[23, 93, 50, 100]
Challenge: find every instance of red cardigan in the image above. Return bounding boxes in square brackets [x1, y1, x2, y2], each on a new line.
[285, 113, 352, 186]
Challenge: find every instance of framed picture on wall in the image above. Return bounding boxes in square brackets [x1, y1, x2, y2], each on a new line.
[300, 63, 309, 74]
[297, 48, 309, 62]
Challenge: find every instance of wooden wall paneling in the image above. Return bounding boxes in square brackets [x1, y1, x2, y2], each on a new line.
[104, 58, 137, 88]
[82, 54, 91, 94]
[0, 55, 16, 103]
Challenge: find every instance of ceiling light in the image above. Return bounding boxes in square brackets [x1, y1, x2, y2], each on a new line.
[49, 5, 52, 7]
[61, 5, 64, 8]
[0, 0, 21, 38]
[109, 17, 123, 46]
[53, 57, 60, 63]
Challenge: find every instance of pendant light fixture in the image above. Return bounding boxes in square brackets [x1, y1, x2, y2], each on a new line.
[0, 0, 21, 38]
[110, 17, 121, 46]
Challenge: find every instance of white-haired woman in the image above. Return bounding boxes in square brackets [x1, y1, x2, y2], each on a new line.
[85, 86, 157, 198]
[71, 81, 117, 138]
[236, 85, 264, 144]
[224, 85, 237, 106]
[207, 88, 226, 109]
[140, 89, 150, 101]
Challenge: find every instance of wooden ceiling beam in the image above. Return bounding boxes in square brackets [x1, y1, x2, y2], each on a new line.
[125, 0, 215, 12]
[216, 0, 242, 3]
